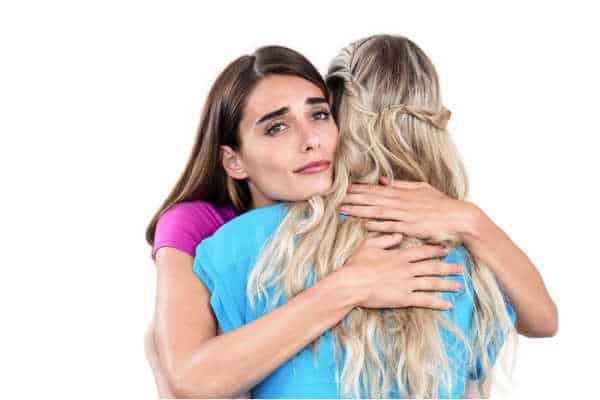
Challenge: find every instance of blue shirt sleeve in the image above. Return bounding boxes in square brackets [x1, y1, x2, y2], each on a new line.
[468, 298, 516, 380]
[191, 204, 289, 334]
[192, 235, 247, 333]
[462, 249, 517, 381]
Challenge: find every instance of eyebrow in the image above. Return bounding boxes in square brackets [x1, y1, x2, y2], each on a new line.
[255, 97, 328, 125]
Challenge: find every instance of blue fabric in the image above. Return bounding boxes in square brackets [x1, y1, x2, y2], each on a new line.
[193, 203, 516, 398]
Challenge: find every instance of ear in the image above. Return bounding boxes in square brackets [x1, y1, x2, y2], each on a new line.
[220, 145, 248, 180]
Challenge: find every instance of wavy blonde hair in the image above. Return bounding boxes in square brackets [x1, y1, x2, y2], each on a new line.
[246, 35, 516, 398]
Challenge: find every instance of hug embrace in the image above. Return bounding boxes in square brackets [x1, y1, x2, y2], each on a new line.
[144, 34, 557, 398]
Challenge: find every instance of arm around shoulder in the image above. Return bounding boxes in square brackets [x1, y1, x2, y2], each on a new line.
[149, 247, 225, 397]
[148, 247, 363, 397]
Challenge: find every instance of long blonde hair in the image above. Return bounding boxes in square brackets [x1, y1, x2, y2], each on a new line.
[246, 35, 516, 398]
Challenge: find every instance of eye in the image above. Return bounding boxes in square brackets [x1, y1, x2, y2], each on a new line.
[266, 121, 287, 136]
[313, 110, 330, 121]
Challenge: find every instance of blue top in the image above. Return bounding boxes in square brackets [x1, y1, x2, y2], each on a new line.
[193, 203, 516, 398]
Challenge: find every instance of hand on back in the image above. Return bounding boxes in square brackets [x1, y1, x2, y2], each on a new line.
[342, 232, 463, 310]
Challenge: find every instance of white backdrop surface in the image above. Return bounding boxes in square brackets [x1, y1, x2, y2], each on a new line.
[0, 1, 597, 398]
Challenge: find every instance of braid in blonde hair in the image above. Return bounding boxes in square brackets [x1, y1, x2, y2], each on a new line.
[246, 35, 517, 397]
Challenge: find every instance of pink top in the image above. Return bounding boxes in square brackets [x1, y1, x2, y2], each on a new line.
[152, 201, 238, 260]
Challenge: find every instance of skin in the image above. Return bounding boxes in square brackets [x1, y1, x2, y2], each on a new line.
[146, 75, 557, 397]
[147, 75, 464, 398]
[340, 177, 558, 337]
[221, 75, 338, 208]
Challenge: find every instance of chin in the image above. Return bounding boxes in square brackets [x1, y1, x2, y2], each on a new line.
[282, 175, 334, 201]
[300, 181, 334, 199]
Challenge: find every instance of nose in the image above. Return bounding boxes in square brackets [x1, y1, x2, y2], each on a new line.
[300, 124, 320, 152]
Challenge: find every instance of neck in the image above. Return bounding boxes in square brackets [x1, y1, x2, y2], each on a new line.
[248, 183, 277, 210]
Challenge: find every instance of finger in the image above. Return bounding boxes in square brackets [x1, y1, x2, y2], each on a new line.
[410, 260, 463, 277]
[397, 245, 450, 263]
[363, 233, 404, 249]
[379, 177, 443, 202]
[341, 193, 401, 209]
[339, 204, 407, 221]
[347, 182, 419, 206]
[347, 183, 399, 199]
[364, 220, 409, 234]
[407, 293, 454, 310]
[363, 221, 425, 242]
[380, 176, 428, 190]
[411, 277, 463, 292]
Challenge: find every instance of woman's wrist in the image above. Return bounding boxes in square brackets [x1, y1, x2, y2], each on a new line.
[455, 201, 489, 246]
[321, 267, 366, 311]
[455, 201, 508, 271]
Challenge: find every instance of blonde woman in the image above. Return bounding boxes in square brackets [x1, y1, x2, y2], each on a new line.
[146, 40, 556, 398]
[145, 45, 469, 398]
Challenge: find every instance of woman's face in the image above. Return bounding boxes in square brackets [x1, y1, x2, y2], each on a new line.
[221, 74, 339, 208]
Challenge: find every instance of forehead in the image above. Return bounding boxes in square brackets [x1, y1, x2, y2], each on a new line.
[243, 75, 325, 121]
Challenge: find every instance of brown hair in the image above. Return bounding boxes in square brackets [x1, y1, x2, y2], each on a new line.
[247, 35, 516, 397]
[145, 45, 329, 247]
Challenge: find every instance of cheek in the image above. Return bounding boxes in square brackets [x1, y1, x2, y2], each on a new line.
[248, 155, 297, 200]
[245, 152, 292, 184]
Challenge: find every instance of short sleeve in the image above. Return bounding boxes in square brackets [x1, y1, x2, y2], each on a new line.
[152, 202, 233, 260]
[192, 237, 247, 333]
[446, 247, 517, 381]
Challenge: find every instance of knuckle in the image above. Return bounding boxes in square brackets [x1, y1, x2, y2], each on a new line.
[391, 222, 402, 232]
[424, 245, 442, 258]
[404, 264, 420, 276]
[436, 261, 449, 271]
[398, 293, 411, 306]
[444, 262, 458, 273]
[353, 194, 366, 203]
[422, 278, 433, 290]
[407, 264, 419, 276]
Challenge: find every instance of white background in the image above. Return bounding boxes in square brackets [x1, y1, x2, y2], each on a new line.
[1, 1, 597, 398]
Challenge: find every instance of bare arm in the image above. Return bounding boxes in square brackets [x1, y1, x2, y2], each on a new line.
[150, 247, 360, 397]
[459, 204, 558, 337]
[340, 178, 558, 338]
[147, 240, 461, 398]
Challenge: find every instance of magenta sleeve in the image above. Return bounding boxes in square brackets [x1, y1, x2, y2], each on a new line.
[151, 201, 237, 261]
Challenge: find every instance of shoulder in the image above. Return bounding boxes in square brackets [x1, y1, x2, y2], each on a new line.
[196, 203, 288, 258]
[216, 203, 288, 238]
[157, 201, 236, 234]
[159, 200, 235, 223]
[153, 200, 237, 259]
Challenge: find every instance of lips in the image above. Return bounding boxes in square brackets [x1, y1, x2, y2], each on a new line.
[293, 160, 331, 174]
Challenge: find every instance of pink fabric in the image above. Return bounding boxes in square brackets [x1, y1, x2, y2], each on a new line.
[152, 201, 237, 260]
